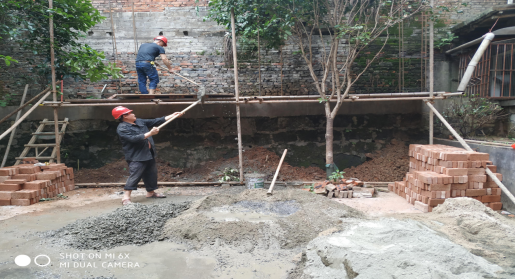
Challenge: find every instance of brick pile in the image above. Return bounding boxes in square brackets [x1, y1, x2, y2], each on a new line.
[389, 144, 503, 212]
[0, 161, 75, 206]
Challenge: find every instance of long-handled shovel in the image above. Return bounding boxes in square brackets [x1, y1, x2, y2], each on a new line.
[154, 63, 206, 129]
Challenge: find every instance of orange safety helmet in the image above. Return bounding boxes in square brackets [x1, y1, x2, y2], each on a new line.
[112, 106, 133, 120]
[154, 36, 168, 47]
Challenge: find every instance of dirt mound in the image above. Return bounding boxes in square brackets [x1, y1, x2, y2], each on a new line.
[45, 202, 190, 250]
[75, 147, 326, 183]
[161, 189, 364, 249]
[342, 140, 409, 181]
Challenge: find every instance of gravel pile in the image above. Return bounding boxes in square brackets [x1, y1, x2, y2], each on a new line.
[45, 202, 190, 250]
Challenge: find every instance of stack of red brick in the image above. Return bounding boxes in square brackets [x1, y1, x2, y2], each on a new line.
[0, 162, 75, 206]
[389, 144, 503, 212]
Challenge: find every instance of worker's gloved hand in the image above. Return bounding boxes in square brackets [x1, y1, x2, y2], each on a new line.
[150, 127, 160, 136]
[173, 112, 184, 117]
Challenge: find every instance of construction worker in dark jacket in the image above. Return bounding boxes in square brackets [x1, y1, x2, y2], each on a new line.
[112, 106, 183, 205]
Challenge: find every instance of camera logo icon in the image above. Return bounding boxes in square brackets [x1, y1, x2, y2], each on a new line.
[15, 255, 51, 267]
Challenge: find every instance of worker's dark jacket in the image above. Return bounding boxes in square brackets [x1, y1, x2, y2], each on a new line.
[116, 117, 165, 161]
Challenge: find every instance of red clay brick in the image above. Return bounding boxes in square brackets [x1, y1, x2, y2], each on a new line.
[490, 202, 502, 211]
[486, 165, 497, 172]
[486, 173, 503, 182]
[481, 195, 501, 203]
[445, 168, 467, 176]
[468, 153, 489, 161]
[36, 173, 57, 180]
[0, 176, 9, 183]
[427, 184, 451, 191]
[469, 175, 487, 182]
[451, 183, 468, 190]
[0, 199, 11, 206]
[11, 174, 36, 182]
[0, 191, 14, 199]
[11, 199, 30, 206]
[466, 189, 486, 197]
[18, 166, 40, 174]
[3, 179, 26, 185]
[467, 168, 485, 175]
[0, 184, 22, 191]
[428, 198, 446, 206]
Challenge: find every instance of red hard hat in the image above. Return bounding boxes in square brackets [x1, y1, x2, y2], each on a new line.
[112, 106, 132, 120]
[154, 36, 168, 47]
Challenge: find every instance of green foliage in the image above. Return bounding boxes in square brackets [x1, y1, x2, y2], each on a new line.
[0, 0, 122, 83]
[435, 32, 458, 49]
[440, 95, 507, 138]
[0, 55, 18, 68]
[328, 170, 345, 183]
[219, 167, 240, 182]
[205, 0, 294, 50]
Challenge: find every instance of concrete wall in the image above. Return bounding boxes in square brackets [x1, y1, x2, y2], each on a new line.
[435, 138, 515, 212]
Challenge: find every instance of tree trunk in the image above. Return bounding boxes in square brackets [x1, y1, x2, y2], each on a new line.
[325, 115, 334, 165]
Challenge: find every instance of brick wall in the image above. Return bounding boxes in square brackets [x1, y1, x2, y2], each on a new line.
[0, 1, 509, 103]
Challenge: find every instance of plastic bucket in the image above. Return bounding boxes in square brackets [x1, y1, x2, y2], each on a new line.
[244, 173, 266, 189]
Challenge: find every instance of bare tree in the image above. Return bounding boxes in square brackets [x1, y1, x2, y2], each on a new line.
[287, 0, 424, 168]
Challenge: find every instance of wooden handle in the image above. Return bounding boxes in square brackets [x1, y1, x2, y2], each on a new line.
[156, 99, 201, 130]
[267, 149, 288, 195]
[155, 64, 200, 86]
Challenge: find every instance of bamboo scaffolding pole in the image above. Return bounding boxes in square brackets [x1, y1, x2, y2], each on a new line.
[425, 101, 515, 205]
[49, 0, 60, 163]
[1, 85, 29, 168]
[0, 91, 52, 141]
[42, 96, 448, 107]
[433, 137, 514, 148]
[75, 182, 242, 187]
[132, 2, 138, 54]
[429, 0, 434, 145]
[0, 87, 50, 126]
[231, 8, 244, 183]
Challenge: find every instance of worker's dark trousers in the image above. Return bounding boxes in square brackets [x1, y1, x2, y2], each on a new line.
[124, 158, 158, 192]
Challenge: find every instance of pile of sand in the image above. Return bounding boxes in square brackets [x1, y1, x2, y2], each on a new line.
[299, 218, 503, 279]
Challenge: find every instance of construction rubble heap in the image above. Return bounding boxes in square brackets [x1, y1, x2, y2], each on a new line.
[0, 159, 75, 206]
[390, 144, 503, 212]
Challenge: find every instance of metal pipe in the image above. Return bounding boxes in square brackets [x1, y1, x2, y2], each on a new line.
[429, 0, 434, 145]
[42, 96, 447, 107]
[49, 0, 60, 163]
[231, 8, 244, 183]
[1, 85, 29, 167]
[446, 35, 485, 55]
[0, 91, 52, 141]
[434, 137, 514, 148]
[425, 101, 515, 206]
[109, 0, 122, 95]
[457, 33, 495, 92]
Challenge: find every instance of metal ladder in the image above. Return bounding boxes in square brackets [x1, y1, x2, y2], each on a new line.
[14, 118, 69, 165]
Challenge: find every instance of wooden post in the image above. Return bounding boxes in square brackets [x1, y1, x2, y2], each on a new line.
[1, 85, 29, 167]
[425, 101, 515, 205]
[49, 0, 61, 163]
[109, 0, 122, 95]
[231, 8, 244, 182]
[429, 0, 434, 145]
[267, 149, 288, 195]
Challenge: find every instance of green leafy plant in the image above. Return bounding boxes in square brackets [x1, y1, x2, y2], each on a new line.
[219, 167, 240, 182]
[0, 0, 122, 84]
[328, 170, 345, 183]
[435, 32, 458, 49]
[303, 183, 315, 192]
[440, 94, 507, 138]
